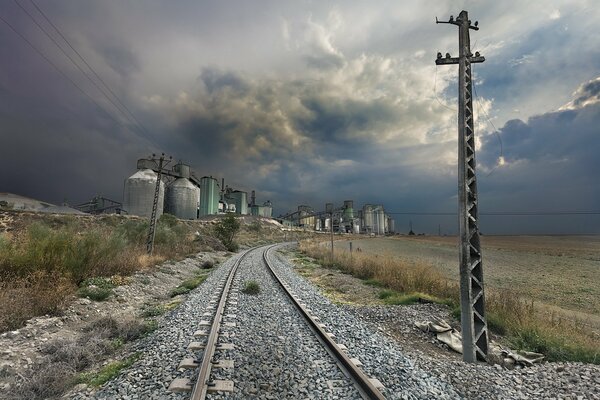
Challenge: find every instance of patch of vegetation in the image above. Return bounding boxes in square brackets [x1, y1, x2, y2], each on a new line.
[508, 327, 598, 364]
[78, 353, 141, 387]
[248, 220, 262, 233]
[169, 274, 208, 297]
[78, 277, 115, 301]
[242, 280, 260, 295]
[213, 214, 241, 252]
[364, 278, 384, 287]
[200, 260, 214, 269]
[299, 239, 600, 364]
[378, 289, 447, 305]
[141, 304, 165, 317]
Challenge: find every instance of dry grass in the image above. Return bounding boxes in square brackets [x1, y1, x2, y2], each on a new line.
[0, 213, 222, 332]
[300, 239, 600, 364]
[5, 316, 148, 400]
[0, 272, 74, 331]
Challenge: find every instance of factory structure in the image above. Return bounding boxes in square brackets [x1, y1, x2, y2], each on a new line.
[278, 201, 395, 235]
[121, 158, 272, 220]
[119, 156, 393, 235]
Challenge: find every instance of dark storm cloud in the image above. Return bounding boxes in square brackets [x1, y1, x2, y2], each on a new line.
[1, 1, 599, 234]
[477, 80, 600, 224]
[95, 41, 141, 79]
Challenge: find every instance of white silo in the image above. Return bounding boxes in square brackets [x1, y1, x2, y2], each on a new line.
[166, 178, 199, 220]
[123, 169, 164, 218]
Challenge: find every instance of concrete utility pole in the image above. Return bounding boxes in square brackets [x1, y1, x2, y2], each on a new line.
[146, 153, 171, 255]
[435, 10, 489, 362]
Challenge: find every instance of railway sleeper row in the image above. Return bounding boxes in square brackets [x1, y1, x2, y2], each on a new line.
[169, 245, 386, 399]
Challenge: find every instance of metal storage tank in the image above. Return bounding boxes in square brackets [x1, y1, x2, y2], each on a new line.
[362, 204, 374, 233]
[375, 206, 386, 235]
[165, 178, 199, 220]
[228, 191, 248, 215]
[262, 201, 273, 218]
[173, 163, 190, 178]
[123, 169, 164, 218]
[388, 217, 396, 233]
[199, 176, 219, 216]
[343, 200, 354, 220]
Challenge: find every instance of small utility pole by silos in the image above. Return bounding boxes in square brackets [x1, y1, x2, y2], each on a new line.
[435, 10, 489, 362]
[326, 203, 334, 261]
[146, 153, 171, 255]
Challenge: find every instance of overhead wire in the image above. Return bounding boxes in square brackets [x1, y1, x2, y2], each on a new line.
[433, 64, 455, 111]
[386, 211, 600, 216]
[28, 0, 151, 138]
[0, 13, 123, 127]
[12, 0, 150, 139]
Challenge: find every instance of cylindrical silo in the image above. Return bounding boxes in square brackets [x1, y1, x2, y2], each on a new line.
[229, 191, 248, 215]
[375, 207, 386, 235]
[343, 200, 354, 220]
[199, 177, 219, 216]
[363, 204, 374, 233]
[165, 178, 199, 220]
[388, 218, 396, 234]
[173, 163, 190, 179]
[123, 169, 164, 218]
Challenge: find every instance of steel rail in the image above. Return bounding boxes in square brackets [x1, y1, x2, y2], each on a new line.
[190, 247, 254, 400]
[262, 245, 386, 400]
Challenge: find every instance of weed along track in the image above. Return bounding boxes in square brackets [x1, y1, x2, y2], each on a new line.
[168, 244, 386, 399]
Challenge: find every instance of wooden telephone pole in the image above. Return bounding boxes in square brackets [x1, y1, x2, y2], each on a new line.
[435, 10, 489, 362]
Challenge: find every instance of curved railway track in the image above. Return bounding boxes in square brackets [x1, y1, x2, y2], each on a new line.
[169, 244, 386, 399]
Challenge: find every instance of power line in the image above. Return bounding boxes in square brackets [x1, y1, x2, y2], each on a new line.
[0, 13, 122, 127]
[28, 0, 151, 138]
[13, 0, 149, 138]
[386, 211, 600, 216]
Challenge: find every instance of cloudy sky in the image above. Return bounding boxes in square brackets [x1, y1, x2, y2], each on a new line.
[1, 0, 599, 234]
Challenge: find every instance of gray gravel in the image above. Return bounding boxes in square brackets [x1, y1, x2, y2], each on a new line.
[69, 244, 600, 400]
[70, 251, 243, 400]
[270, 244, 600, 400]
[211, 246, 360, 399]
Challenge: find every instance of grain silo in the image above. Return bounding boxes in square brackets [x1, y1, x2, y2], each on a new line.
[123, 169, 164, 218]
[374, 206, 386, 235]
[343, 200, 354, 219]
[199, 176, 219, 216]
[228, 191, 248, 215]
[165, 178, 199, 220]
[388, 217, 396, 234]
[362, 204, 374, 233]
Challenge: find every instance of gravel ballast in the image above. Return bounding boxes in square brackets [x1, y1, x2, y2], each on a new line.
[69, 244, 600, 399]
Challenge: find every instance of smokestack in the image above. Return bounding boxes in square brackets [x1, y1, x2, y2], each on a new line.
[251, 190, 256, 206]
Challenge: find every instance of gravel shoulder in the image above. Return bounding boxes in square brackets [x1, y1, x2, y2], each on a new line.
[4, 244, 597, 399]
[0, 250, 229, 399]
[282, 245, 600, 400]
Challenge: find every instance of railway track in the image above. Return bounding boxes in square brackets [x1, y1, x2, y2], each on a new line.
[168, 244, 386, 399]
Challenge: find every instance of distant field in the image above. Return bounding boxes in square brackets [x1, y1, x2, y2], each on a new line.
[335, 235, 600, 327]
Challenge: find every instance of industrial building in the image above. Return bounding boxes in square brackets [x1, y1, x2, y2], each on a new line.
[277, 200, 395, 236]
[122, 158, 269, 220]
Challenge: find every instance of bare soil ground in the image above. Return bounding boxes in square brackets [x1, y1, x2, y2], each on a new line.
[335, 235, 600, 329]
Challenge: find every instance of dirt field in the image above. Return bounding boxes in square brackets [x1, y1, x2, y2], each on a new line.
[334, 235, 600, 327]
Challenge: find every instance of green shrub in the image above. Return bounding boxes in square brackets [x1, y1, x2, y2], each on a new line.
[213, 215, 240, 252]
[242, 280, 260, 295]
[78, 353, 140, 387]
[78, 277, 114, 301]
[169, 275, 207, 297]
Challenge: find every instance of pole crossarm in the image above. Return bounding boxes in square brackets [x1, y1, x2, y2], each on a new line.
[435, 9, 489, 363]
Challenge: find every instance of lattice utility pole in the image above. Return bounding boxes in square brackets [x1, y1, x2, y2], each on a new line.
[435, 10, 489, 362]
[146, 153, 171, 255]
